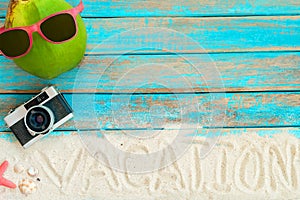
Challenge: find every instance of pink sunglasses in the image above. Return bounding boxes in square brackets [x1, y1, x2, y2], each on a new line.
[0, 0, 84, 59]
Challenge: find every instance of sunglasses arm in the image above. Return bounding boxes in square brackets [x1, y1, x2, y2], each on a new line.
[75, 0, 84, 13]
[0, 26, 5, 33]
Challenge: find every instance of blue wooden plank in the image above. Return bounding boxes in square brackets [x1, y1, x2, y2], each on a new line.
[83, 17, 300, 53]
[0, 52, 299, 93]
[1, 128, 299, 143]
[1, 16, 299, 53]
[0, 92, 299, 131]
[0, 0, 300, 17]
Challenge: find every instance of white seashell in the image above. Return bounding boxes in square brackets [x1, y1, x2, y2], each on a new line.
[27, 167, 38, 177]
[18, 179, 37, 195]
[14, 163, 25, 174]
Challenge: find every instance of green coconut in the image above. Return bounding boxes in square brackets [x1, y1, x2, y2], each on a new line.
[5, 0, 87, 79]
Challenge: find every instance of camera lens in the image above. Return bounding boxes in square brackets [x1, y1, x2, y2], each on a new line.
[25, 106, 54, 134]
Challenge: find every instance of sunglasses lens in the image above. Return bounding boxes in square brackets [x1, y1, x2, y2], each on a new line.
[41, 13, 76, 42]
[0, 29, 30, 57]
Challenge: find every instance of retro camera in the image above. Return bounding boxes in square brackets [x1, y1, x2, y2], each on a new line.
[4, 86, 73, 148]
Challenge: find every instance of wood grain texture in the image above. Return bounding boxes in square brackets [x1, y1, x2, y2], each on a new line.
[0, 0, 299, 142]
[0, 92, 299, 131]
[1, 127, 299, 142]
[1, 0, 300, 17]
[74, 16, 300, 53]
[0, 52, 299, 93]
[1, 16, 299, 53]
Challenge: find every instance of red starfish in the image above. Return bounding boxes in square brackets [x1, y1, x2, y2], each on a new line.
[0, 161, 16, 189]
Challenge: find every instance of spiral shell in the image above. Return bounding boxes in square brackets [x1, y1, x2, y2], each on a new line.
[18, 179, 37, 195]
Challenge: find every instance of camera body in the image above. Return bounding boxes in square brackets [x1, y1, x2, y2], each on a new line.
[4, 86, 73, 148]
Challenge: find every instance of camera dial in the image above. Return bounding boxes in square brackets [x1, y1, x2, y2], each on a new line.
[24, 106, 55, 136]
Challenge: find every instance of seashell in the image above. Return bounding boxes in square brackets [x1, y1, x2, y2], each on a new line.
[18, 179, 37, 195]
[27, 167, 38, 177]
[14, 163, 25, 174]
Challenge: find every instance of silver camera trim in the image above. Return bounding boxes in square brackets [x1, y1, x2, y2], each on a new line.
[22, 113, 73, 149]
[4, 86, 58, 128]
[4, 86, 73, 148]
[24, 105, 55, 136]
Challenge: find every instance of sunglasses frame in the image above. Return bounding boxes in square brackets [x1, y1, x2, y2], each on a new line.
[0, 0, 84, 59]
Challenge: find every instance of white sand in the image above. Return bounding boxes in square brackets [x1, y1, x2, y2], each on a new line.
[0, 131, 299, 199]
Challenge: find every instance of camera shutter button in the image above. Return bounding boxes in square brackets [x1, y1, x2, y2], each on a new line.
[41, 86, 49, 92]
[8, 109, 14, 114]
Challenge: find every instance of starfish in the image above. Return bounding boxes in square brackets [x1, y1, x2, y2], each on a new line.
[0, 161, 16, 189]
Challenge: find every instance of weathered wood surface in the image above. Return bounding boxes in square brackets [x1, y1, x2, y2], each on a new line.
[0, 16, 299, 53]
[0, 92, 299, 131]
[1, 0, 300, 17]
[0, 1, 299, 139]
[0, 52, 299, 93]
[1, 128, 299, 142]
